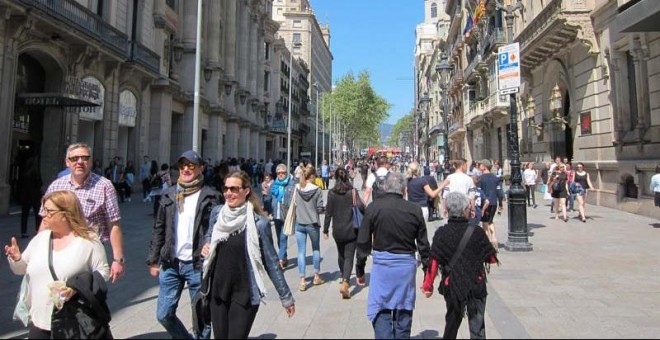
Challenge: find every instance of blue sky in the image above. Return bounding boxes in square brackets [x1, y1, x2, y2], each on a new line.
[311, 0, 423, 125]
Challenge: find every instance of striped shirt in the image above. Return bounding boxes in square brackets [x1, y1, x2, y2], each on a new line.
[42, 172, 121, 242]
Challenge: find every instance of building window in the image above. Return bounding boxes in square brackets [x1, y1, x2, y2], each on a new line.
[626, 52, 638, 131]
[293, 33, 301, 43]
[264, 42, 270, 60]
[293, 20, 302, 28]
[166, 0, 176, 10]
[431, 3, 437, 18]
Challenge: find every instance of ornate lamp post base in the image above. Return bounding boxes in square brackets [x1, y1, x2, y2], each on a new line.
[504, 182, 533, 252]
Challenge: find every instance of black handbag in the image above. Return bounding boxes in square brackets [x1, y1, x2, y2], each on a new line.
[48, 234, 113, 339]
[192, 254, 216, 336]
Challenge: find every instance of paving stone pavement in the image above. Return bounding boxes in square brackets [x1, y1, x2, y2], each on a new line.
[1, 177, 659, 339]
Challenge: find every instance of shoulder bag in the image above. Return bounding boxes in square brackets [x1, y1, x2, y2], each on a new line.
[351, 189, 364, 229]
[438, 225, 475, 296]
[283, 186, 298, 236]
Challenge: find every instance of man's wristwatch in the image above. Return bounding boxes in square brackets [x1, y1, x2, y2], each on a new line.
[113, 258, 125, 264]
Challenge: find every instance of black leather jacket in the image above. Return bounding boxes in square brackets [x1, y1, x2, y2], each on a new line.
[146, 185, 220, 270]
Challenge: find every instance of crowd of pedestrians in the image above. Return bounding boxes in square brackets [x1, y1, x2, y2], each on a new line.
[8, 142, 619, 339]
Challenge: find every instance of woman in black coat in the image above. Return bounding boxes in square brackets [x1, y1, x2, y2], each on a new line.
[322, 168, 366, 299]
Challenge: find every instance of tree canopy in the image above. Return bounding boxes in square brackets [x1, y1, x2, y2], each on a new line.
[321, 71, 391, 154]
[387, 112, 414, 147]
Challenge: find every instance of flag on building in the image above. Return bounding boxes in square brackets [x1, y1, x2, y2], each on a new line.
[463, 13, 474, 38]
[473, 0, 486, 25]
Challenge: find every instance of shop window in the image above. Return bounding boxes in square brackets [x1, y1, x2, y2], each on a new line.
[622, 174, 638, 199]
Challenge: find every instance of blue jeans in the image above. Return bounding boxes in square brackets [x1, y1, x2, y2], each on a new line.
[273, 219, 288, 261]
[156, 260, 211, 339]
[372, 309, 413, 339]
[295, 223, 321, 277]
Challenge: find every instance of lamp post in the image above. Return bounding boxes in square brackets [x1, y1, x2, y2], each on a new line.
[496, 0, 532, 252]
[435, 52, 453, 180]
[192, 0, 203, 152]
[286, 39, 302, 172]
[314, 82, 319, 169]
[418, 94, 431, 163]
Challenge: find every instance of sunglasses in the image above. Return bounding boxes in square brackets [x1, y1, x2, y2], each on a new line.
[223, 186, 246, 193]
[178, 162, 198, 170]
[68, 155, 91, 162]
[43, 207, 62, 217]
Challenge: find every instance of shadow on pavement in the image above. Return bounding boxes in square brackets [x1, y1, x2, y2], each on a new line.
[250, 333, 277, 339]
[414, 329, 441, 339]
[651, 223, 660, 228]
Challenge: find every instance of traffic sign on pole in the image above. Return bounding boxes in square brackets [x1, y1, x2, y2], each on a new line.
[498, 42, 520, 95]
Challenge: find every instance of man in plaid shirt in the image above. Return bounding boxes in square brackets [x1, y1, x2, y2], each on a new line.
[40, 142, 125, 283]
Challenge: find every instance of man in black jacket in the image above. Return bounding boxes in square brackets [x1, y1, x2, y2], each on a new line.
[357, 171, 430, 339]
[146, 150, 219, 339]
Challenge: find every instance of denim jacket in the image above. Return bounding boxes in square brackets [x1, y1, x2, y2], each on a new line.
[203, 205, 294, 308]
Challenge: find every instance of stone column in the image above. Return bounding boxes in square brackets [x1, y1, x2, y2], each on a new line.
[206, 0, 221, 105]
[239, 124, 250, 157]
[208, 114, 222, 161]
[223, 0, 237, 80]
[256, 28, 265, 99]
[248, 14, 258, 95]
[631, 37, 650, 135]
[149, 86, 173, 165]
[238, 2, 249, 90]
[251, 130, 260, 159]
[225, 120, 239, 158]
[259, 133, 267, 161]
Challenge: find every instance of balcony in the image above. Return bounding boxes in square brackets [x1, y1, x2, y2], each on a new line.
[129, 41, 161, 75]
[466, 92, 511, 127]
[464, 52, 487, 82]
[19, 0, 129, 57]
[515, 0, 596, 70]
[450, 69, 464, 93]
[482, 28, 506, 55]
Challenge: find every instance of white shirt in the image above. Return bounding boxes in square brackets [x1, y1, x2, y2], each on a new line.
[523, 169, 538, 185]
[8, 231, 109, 331]
[446, 172, 475, 197]
[365, 167, 389, 188]
[175, 190, 201, 261]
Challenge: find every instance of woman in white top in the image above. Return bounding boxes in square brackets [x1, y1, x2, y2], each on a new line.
[523, 162, 539, 208]
[5, 190, 110, 338]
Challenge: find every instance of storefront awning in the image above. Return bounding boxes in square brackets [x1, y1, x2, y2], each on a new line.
[16, 93, 102, 107]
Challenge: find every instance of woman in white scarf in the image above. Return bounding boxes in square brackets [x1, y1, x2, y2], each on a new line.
[201, 171, 295, 338]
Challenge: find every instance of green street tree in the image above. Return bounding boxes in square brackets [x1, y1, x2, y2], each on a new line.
[321, 71, 391, 156]
[387, 111, 414, 147]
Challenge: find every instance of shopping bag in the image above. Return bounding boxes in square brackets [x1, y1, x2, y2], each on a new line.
[283, 187, 298, 236]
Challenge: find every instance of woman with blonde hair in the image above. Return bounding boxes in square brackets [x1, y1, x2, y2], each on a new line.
[405, 161, 441, 221]
[5, 190, 110, 338]
[294, 166, 325, 291]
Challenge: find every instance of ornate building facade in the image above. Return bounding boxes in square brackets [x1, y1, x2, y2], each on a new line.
[439, 0, 660, 218]
[0, 0, 331, 214]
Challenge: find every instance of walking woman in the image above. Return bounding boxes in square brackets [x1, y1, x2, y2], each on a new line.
[5, 190, 110, 338]
[323, 168, 366, 299]
[270, 163, 296, 269]
[523, 162, 538, 208]
[573, 162, 594, 222]
[405, 161, 441, 221]
[202, 171, 295, 338]
[294, 166, 325, 291]
[548, 164, 569, 222]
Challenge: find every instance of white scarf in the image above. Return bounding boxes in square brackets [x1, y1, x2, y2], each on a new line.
[211, 202, 267, 299]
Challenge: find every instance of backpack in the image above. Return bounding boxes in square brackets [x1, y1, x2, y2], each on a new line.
[552, 178, 563, 193]
[371, 172, 390, 201]
[150, 173, 163, 190]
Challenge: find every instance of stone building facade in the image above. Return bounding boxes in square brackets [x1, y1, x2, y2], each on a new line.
[437, 0, 660, 218]
[0, 0, 331, 215]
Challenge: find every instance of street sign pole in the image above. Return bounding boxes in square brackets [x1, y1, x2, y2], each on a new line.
[497, 3, 532, 251]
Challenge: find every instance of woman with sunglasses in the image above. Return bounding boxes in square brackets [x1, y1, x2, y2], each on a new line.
[572, 162, 594, 222]
[202, 171, 295, 338]
[5, 190, 110, 338]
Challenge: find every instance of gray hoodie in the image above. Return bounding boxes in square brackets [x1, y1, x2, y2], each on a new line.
[294, 183, 324, 225]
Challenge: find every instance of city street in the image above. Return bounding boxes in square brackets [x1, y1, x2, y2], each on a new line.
[1, 177, 660, 338]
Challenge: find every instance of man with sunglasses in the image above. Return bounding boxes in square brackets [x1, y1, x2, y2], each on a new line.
[147, 150, 219, 339]
[41, 143, 125, 283]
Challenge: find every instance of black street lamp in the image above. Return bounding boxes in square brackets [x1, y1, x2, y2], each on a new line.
[496, 0, 533, 252]
[435, 52, 453, 180]
[417, 94, 431, 162]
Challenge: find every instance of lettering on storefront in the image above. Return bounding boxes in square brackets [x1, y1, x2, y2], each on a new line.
[72, 76, 105, 121]
[119, 90, 137, 127]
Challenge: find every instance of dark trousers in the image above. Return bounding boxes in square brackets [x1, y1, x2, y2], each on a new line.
[112, 182, 126, 202]
[336, 240, 358, 282]
[210, 298, 259, 339]
[372, 309, 413, 339]
[322, 176, 330, 189]
[142, 179, 151, 199]
[443, 296, 487, 339]
[28, 325, 51, 339]
[525, 184, 536, 205]
[21, 200, 42, 235]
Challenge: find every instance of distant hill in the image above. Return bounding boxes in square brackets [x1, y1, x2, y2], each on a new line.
[379, 123, 393, 146]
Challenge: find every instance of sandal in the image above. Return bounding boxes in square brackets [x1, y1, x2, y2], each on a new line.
[299, 282, 307, 291]
[313, 277, 325, 285]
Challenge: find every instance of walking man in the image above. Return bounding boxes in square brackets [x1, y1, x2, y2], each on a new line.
[357, 172, 431, 339]
[146, 150, 219, 339]
[41, 142, 125, 283]
[362, 155, 391, 204]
